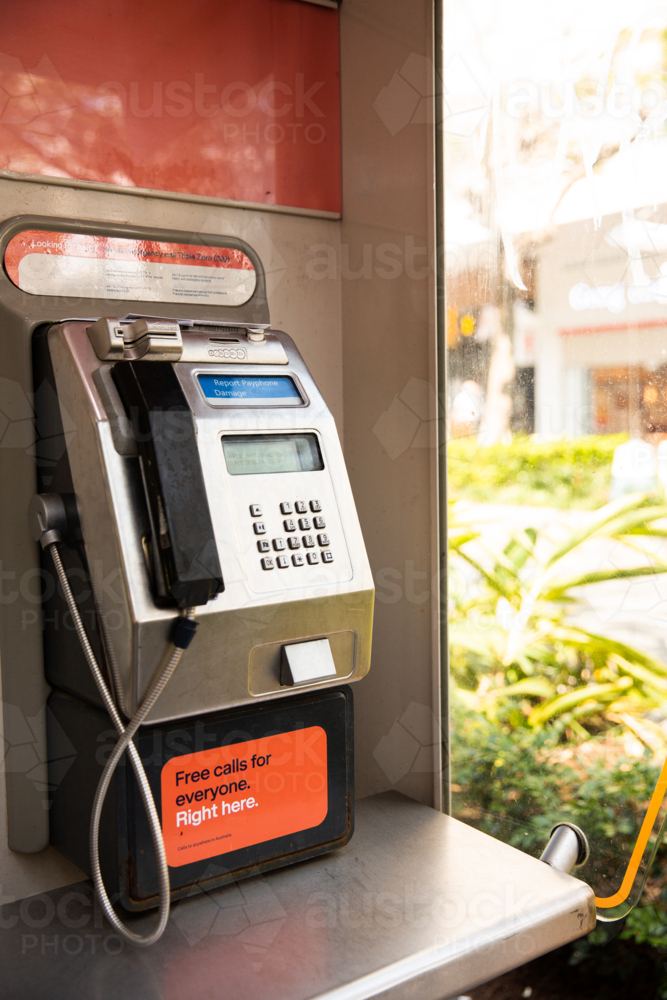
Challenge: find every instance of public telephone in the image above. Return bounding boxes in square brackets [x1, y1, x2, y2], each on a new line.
[2, 218, 374, 946]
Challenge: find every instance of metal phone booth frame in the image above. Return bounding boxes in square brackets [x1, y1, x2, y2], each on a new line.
[0, 1, 596, 997]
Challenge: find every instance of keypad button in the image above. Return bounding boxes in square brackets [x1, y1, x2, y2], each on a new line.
[277, 555, 289, 569]
[317, 533, 330, 546]
[283, 519, 296, 532]
[253, 522, 267, 535]
[307, 551, 319, 565]
[322, 550, 334, 563]
[280, 501, 293, 514]
[292, 553, 305, 566]
[302, 535, 315, 548]
[273, 538, 286, 551]
[295, 500, 307, 513]
[288, 536, 301, 550]
[249, 504, 262, 517]
[314, 516, 326, 529]
[310, 500, 322, 512]
[298, 517, 311, 531]
[257, 539, 270, 553]
[261, 557, 274, 570]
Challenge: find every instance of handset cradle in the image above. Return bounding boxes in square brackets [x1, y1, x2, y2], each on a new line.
[112, 360, 223, 607]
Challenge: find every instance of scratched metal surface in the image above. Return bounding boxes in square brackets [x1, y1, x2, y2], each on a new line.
[0, 793, 595, 1000]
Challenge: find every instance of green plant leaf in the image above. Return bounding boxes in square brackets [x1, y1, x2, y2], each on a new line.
[569, 631, 667, 677]
[545, 492, 653, 568]
[454, 550, 516, 598]
[596, 506, 667, 537]
[489, 677, 555, 699]
[543, 564, 667, 598]
[528, 677, 633, 727]
[610, 657, 667, 693]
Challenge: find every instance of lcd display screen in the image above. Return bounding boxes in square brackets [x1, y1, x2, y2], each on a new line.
[222, 434, 323, 476]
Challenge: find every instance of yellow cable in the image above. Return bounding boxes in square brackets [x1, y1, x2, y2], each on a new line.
[595, 755, 667, 908]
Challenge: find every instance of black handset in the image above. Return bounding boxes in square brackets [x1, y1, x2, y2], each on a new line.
[112, 360, 224, 608]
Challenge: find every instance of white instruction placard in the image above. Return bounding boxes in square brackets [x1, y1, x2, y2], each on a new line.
[4, 230, 257, 306]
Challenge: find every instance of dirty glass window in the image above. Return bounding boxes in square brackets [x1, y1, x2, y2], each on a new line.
[445, 2, 667, 919]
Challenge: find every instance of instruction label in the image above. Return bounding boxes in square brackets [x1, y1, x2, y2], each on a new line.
[160, 727, 328, 867]
[4, 229, 256, 306]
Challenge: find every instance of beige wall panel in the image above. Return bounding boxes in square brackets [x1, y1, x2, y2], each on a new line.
[340, 0, 438, 805]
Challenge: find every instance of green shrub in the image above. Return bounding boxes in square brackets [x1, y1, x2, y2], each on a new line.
[450, 699, 664, 860]
[448, 434, 628, 509]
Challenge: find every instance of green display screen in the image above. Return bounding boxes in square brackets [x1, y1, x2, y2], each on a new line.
[222, 433, 323, 476]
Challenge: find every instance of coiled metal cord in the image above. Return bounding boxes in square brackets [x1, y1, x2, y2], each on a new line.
[48, 542, 193, 947]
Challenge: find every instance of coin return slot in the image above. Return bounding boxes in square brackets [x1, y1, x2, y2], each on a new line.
[280, 638, 337, 686]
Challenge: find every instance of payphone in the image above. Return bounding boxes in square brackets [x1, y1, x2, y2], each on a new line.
[0, 217, 373, 946]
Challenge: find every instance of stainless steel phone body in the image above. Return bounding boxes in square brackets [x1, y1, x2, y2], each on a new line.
[47, 321, 374, 723]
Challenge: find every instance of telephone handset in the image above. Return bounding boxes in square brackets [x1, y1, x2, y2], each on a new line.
[112, 360, 224, 608]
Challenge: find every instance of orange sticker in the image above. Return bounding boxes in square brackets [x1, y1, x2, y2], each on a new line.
[160, 727, 328, 867]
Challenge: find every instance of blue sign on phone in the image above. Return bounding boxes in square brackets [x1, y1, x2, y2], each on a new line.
[198, 375, 302, 406]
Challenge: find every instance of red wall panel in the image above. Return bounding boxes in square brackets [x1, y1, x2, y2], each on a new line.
[0, 0, 341, 213]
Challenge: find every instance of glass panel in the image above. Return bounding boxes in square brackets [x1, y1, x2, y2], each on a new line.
[445, 2, 667, 920]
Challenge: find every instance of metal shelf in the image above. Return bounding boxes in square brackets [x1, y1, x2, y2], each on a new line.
[1, 792, 595, 1000]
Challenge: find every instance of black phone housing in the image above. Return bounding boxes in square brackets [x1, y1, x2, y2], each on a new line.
[47, 685, 354, 910]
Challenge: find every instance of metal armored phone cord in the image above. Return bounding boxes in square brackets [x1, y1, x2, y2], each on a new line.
[48, 541, 196, 947]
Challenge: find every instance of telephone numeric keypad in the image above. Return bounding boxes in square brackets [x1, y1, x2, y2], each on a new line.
[249, 499, 336, 573]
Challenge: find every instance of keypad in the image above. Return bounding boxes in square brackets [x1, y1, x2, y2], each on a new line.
[250, 499, 335, 573]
